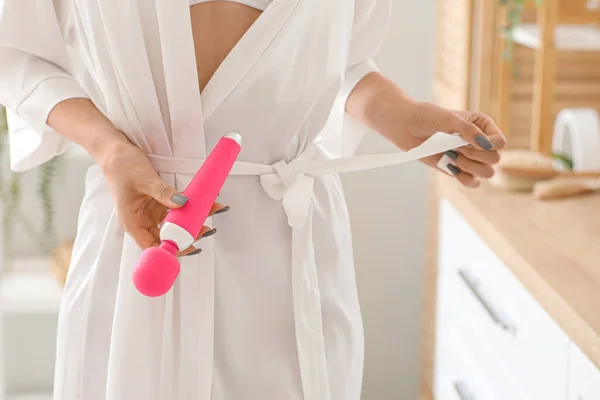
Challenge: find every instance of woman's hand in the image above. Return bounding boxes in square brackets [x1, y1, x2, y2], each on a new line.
[98, 137, 228, 257]
[346, 72, 506, 188]
[46, 99, 227, 254]
[396, 102, 507, 188]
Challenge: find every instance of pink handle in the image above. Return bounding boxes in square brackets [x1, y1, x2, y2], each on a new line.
[164, 133, 242, 240]
[132, 132, 242, 297]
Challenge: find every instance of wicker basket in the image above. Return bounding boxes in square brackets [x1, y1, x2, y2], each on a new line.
[52, 239, 74, 287]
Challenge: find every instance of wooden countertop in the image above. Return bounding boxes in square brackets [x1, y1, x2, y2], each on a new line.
[438, 175, 600, 368]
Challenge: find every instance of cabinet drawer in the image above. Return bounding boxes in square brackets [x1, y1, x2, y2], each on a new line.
[434, 310, 527, 400]
[447, 265, 570, 400]
[568, 342, 600, 400]
[434, 336, 488, 400]
[434, 326, 491, 400]
[438, 200, 570, 400]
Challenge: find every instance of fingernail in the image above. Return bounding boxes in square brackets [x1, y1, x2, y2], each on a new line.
[475, 135, 494, 151]
[445, 150, 459, 160]
[186, 248, 203, 256]
[447, 164, 461, 176]
[171, 193, 189, 206]
[215, 206, 230, 215]
[202, 228, 217, 238]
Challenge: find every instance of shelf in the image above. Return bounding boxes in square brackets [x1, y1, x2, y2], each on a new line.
[0, 257, 62, 315]
[7, 394, 52, 400]
[512, 24, 600, 51]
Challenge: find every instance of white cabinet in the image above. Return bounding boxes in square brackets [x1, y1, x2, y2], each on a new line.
[434, 200, 588, 400]
[568, 342, 600, 400]
[434, 329, 493, 400]
[435, 294, 529, 400]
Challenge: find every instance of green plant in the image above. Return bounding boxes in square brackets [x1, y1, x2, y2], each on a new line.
[498, 0, 543, 60]
[552, 152, 574, 170]
[0, 106, 61, 263]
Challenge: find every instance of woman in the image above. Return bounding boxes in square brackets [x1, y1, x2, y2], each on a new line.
[0, 0, 505, 399]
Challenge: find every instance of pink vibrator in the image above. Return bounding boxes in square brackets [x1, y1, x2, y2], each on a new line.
[132, 132, 243, 297]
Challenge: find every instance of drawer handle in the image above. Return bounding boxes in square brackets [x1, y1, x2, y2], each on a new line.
[457, 269, 516, 333]
[453, 381, 477, 400]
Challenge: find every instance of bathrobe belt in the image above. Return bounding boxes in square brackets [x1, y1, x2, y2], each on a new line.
[146, 132, 467, 400]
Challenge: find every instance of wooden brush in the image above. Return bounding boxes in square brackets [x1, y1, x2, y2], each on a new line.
[497, 149, 600, 180]
[496, 149, 556, 179]
[490, 171, 539, 191]
[554, 170, 600, 178]
[533, 178, 600, 200]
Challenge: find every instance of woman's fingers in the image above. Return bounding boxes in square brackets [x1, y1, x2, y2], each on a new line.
[455, 147, 501, 165]
[154, 201, 230, 225]
[177, 246, 202, 257]
[449, 118, 494, 151]
[129, 226, 160, 250]
[455, 170, 481, 188]
[445, 150, 495, 179]
[141, 174, 189, 210]
[444, 164, 481, 188]
[452, 110, 507, 152]
[209, 202, 229, 216]
[178, 225, 215, 257]
[148, 225, 161, 240]
[196, 225, 217, 241]
[129, 225, 202, 257]
[137, 193, 227, 256]
[127, 218, 209, 257]
[482, 131, 506, 151]
[176, 225, 219, 257]
[469, 113, 507, 151]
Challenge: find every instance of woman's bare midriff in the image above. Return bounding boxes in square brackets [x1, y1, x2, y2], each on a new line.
[190, 2, 262, 92]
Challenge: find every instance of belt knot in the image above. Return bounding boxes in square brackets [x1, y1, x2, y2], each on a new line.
[260, 146, 317, 229]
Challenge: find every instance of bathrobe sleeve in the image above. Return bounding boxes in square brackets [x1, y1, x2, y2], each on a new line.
[340, 0, 391, 103]
[338, 0, 391, 156]
[0, 0, 89, 172]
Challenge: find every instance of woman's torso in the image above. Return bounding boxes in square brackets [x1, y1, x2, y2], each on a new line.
[63, 0, 354, 161]
[189, 1, 263, 92]
[51, 1, 380, 398]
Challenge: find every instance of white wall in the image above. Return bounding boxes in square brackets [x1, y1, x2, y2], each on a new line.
[341, 1, 438, 399]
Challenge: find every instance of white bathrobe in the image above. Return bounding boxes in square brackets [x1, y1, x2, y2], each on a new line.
[0, 0, 466, 399]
